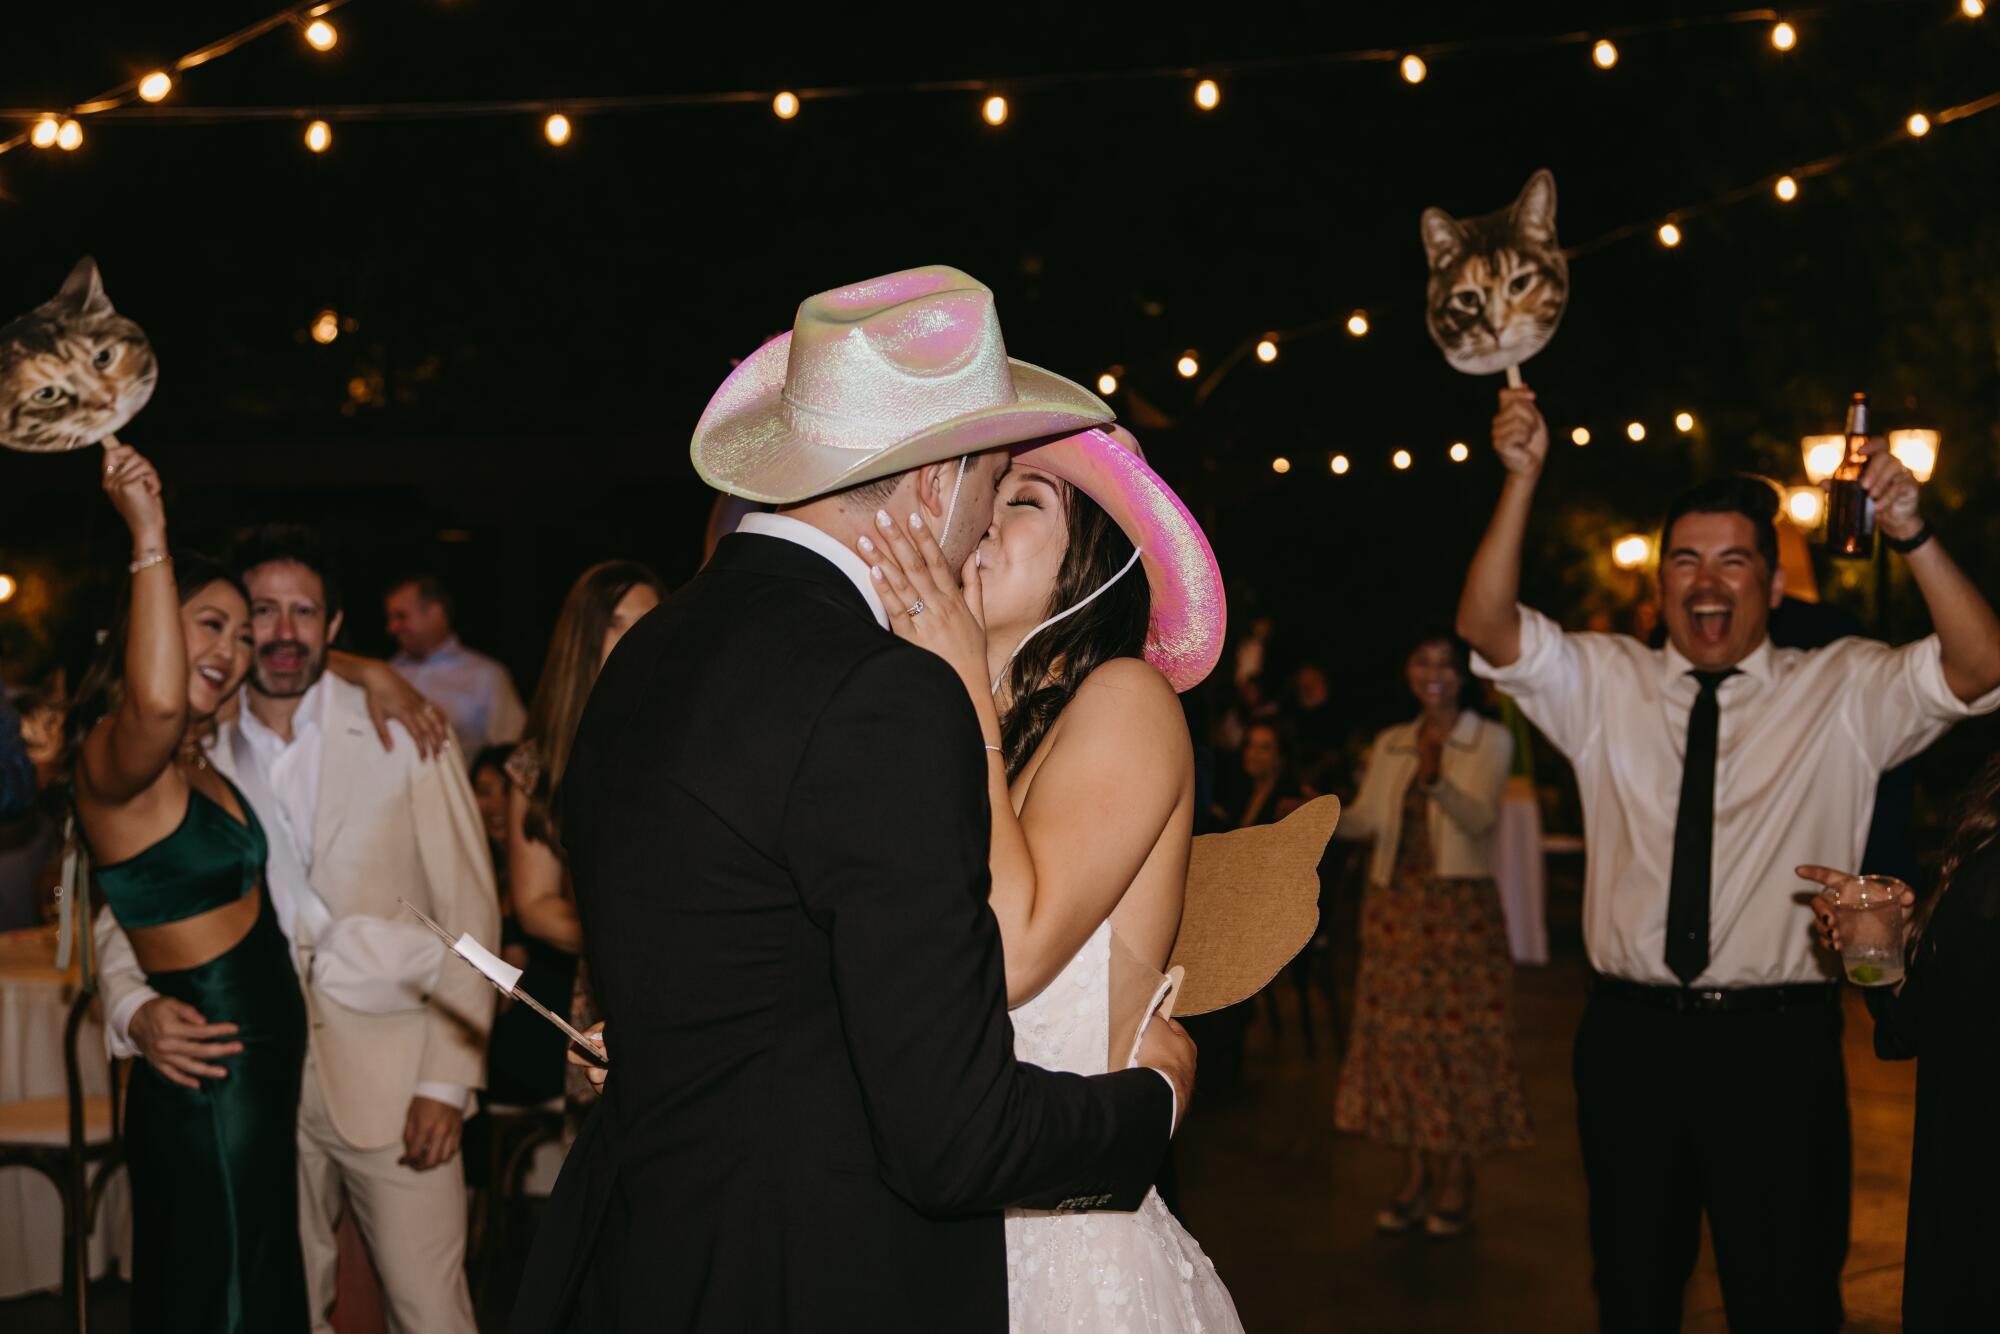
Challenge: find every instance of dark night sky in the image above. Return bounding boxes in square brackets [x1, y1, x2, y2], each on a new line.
[3, 1, 1998, 756]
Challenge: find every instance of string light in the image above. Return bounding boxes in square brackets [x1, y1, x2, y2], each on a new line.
[772, 91, 800, 120]
[1346, 311, 1369, 337]
[1906, 111, 1931, 137]
[1612, 534, 1652, 570]
[1176, 352, 1200, 379]
[1627, 421, 1647, 442]
[1801, 434, 1846, 483]
[1449, 442, 1470, 462]
[1658, 220, 1683, 247]
[1194, 79, 1220, 110]
[1400, 54, 1427, 84]
[0, 574, 15, 604]
[55, 119, 83, 151]
[1785, 486, 1826, 528]
[303, 18, 338, 52]
[1775, 174, 1799, 201]
[304, 119, 331, 153]
[1592, 39, 1619, 69]
[29, 117, 59, 149]
[1963, 0, 1985, 17]
[1675, 412, 1695, 433]
[1771, 21, 1797, 51]
[1392, 449, 1413, 471]
[543, 112, 572, 145]
[1271, 456, 1291, 474]
[310, 309, 340, 344]
[1888, 429, 1940, 483]
[1255, 337, 1278, 363]
[1331, 454, 1350, 475]
[1572, 427, 1591, 446]
[981, 94, 1009, 126]
[1097, 371, 1119, 395]
[138, 72, 173, 103]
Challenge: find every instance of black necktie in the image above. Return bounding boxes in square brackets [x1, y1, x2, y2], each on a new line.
[1665, 669, 1737, 986]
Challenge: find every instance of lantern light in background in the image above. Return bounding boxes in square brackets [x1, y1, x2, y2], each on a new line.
[1271, 456, 1291, 474]
[1176, 352, 1200, 379]
[1571, 426, 1591, 446]
[1330, 454, 1351, 475]
[1888, 429, 1940, 483]
[1612, 534, 1652, 570]
[982, 95, 1009, 126]
[1255, 337, 1278, 363]
[1965, 0, 1987, 17]
[138, 72, 173, 103]
[1907, 112, 1931, 137]
[1096, 372, 1118, 395]
[1627, 421, 1647, 442]
[304, 119, 331, 153]
[1801, 434, 1845, 484]
[1346, 311, 1369, 336]
[772, 91, 800, 119]
[1401, 54, 1427, 84]
[1675, 412, 1695, 433]
[1392, 449, 1413, 471]
[1785, 486, 1827, 529]
[310, 309, 340, 345]
[1592, 39, 1619, 69]
[1658, 221, 1683, 247]
[0, 573, 16, 604]
[56, 119, 83, 151]
[1776, 174, 1799, 202]
[30, 117, 59, 149]
[1194, 79, 1220, 110]
[543, 113, 572, 146]
[303, 18, 338, 51]
[1449, 442, 1470, 462]
[1772, 21, 1797, 51]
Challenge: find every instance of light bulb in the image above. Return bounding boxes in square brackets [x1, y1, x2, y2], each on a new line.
[1658, 221, 1682, 247]
[0, 574, 16, 604]
[1392, 449, 1413, 471]
[1194, 79, 1220, 111]
[1592, 39, 1619, 69]
[1801, 434, 1845, 484]
[1785, 486, 1827, 528]
[56, 119, 83, 151]
[544, 113, 572, 146]
[1400, 54, 1427, 85]
[1772, 21, 1797, 51]
[304, 119, 331, 153]
[304, 19, 337, 52]
[1449, 442, 1470, 463]
[1271, 456, 1291, 475]
[1907, 112, 1931, 138]
[1675, 412, 1695, 433]
[138, 72, 173, 103]
[1097, 372, 1119, 395]
[310, 309, 340, 345]
[982, 95, 1009, 126]
[1572, 427, 1592, 446]
[772, 91, 800, 120]
[1962, 0, 1984, 18]
[1346, 311, 1369, 337]
[1331, 454, 1350, 475]
[1176, 353, 1199, 379]
[1775, 174, 1799, 202]
[1888, 429, 1940, 483]
[30, 117, 59, 149]
[1612, 535, 1651, 570]
[1255, 338, 1278, 363]
[1626, 421, 1647, 442]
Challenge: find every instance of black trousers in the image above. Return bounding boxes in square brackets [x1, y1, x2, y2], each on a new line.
[1574, 989, 1850, 1334]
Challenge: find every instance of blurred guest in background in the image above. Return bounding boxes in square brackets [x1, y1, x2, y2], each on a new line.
[470, 743, 515, 881]
[0, 684, 33, 821]
[504, 560, 665, 1111]
[1332, 626, 1527, 1238]
[1286, 661, 1346, 792]
[386, 572, 527, 758]
[1221, 718, 1306, 829]
[0, 681, 64, 929]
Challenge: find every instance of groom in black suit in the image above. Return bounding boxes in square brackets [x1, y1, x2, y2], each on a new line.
[509, 267, 1193, 1334]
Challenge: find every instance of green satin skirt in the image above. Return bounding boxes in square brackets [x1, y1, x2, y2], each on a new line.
[125, 890, 307, 1333]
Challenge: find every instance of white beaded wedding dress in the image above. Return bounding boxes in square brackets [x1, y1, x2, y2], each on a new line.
[1005, 920, 1246, 1333]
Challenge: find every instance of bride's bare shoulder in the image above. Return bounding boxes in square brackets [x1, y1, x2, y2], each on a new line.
[1065, 658, 1188, 751]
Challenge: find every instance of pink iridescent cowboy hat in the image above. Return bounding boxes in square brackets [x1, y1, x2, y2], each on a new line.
[692, 265, 1113, 505]
[1012, 425, 1226, 694]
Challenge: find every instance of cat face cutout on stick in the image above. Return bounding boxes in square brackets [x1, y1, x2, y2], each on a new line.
[0, 257, 157, 453]
[1421, 170, 1568, 379]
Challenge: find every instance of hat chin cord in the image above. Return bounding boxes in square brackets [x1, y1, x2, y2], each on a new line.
[989, 546, 1146, 697]
[938, 455, 969, 550]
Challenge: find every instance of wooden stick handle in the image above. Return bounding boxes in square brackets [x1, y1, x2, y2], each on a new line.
[515, 986, 608, 1066]
[1504, 365, 1524, 389]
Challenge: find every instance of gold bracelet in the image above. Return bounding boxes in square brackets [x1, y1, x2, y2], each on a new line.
[128, 551, 171, 575]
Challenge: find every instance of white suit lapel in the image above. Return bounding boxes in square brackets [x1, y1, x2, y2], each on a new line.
[312, 677, 374, 870]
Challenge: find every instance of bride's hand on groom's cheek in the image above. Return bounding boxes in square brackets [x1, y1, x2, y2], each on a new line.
[857, 510, 990, 694]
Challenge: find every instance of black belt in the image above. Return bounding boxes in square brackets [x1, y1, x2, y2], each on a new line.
[1591, 976, 1842, 1015]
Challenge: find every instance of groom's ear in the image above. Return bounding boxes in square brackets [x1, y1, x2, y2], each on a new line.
[914, 461, 953, 520]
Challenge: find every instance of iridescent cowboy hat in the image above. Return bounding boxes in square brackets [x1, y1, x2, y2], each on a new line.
[692, 265, 1113, 505]
[1010, 425, 1227, 694]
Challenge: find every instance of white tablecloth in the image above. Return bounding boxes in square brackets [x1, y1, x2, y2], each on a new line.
[1490, 778, 1550, 965]
[0, 925, 131, 1298]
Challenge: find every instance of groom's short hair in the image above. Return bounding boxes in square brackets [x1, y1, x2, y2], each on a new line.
[232, 522, 344, 619]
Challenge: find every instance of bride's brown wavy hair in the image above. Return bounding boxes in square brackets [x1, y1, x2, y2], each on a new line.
[1913, 753, 2000, 951]
[996, 484, 1151, 778]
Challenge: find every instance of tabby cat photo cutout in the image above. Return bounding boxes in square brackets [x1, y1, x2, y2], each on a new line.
[0, 256, 158, 453]
[1420, 169, 1568, 383]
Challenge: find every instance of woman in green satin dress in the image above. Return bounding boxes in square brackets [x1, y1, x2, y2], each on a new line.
[67, 443, 308, 1333]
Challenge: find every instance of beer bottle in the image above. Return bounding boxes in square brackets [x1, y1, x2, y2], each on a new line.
[1826, 392, 1875, 560]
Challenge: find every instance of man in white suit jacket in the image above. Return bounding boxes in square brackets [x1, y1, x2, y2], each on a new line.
[97, 527, 499, 1334]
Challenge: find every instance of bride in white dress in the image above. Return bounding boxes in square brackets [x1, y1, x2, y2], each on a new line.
[856, 425, 1244, 1334]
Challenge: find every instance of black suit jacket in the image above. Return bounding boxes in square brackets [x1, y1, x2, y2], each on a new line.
[508, 533, 1172, 1334]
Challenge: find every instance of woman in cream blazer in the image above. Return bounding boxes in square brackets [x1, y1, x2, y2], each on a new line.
[1333, 629, 1533, 1240]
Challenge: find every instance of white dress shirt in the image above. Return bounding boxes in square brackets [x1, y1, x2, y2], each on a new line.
[736, 513, 891, 629]
[390, 636, 526, 761]
[1476, 604, 2000, 988]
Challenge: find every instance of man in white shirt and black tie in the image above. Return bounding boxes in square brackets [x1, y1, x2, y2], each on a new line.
[1458, 387, 2000, 1331]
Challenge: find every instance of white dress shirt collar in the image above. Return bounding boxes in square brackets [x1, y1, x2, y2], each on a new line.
[237, 672, 330, 754]
[1659, 632, 1776, 689]
[736, 513, 890, 630]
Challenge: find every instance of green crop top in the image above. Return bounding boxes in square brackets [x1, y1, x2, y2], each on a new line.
[92, 779, 268, 929]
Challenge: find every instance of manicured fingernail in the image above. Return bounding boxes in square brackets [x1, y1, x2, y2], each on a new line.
[870, 567, 884, 582]
[909, 512, 924, 530]
[857, 535, 874, 553]
[875, 509, 892, 528]
[974, 550, 983, 569]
